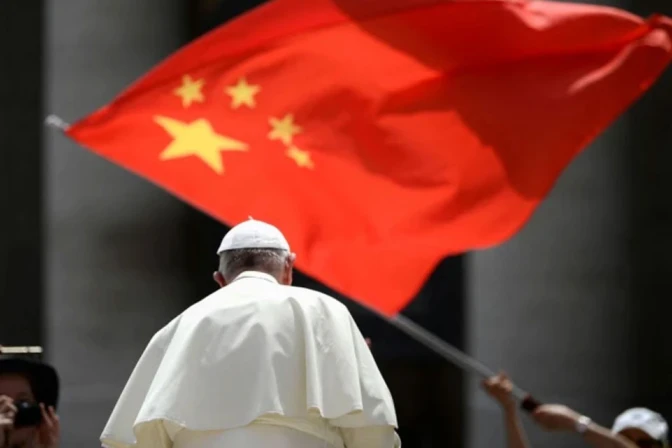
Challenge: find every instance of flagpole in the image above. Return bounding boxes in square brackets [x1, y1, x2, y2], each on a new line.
[362, 304, 541, 412]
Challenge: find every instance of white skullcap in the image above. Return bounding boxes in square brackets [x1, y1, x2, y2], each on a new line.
[612, 408, 669, 443]
[217, 219, 290, 254]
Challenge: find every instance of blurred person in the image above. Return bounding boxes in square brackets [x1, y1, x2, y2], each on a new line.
[483, 373, 668, 448]
[101, 219, 399, 448]
[0, 350, 60, 448]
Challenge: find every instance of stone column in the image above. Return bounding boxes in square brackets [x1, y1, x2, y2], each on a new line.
[44, 1, 190, 445]
[0, 1, 44, 346]
[466, 114, 636, 447]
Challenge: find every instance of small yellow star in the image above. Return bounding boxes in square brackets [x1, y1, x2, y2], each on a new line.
[154, 116, 247, 174]
[225, 77, 261, 109]
[286, 146, 314, 169]
[269, 114, 302, 145]
[174, 75, 205, 108]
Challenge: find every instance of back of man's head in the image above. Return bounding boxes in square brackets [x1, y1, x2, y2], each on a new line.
[218, 247, 289, 282]
[214, 219, 295, 286]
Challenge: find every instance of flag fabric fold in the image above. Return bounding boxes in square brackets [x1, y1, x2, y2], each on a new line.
[65, 0, 672, 315]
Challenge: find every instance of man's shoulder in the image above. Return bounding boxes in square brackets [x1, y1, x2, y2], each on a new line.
[284, 285, 349, 313]
[284, 284, 335, 300]
[147, 312, 183, 350]
[179, 282, 350, 319]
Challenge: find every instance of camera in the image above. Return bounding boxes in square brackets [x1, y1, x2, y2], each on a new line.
[13, 401, 42, 428]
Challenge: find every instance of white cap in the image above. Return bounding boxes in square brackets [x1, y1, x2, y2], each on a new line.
[612, 408, 669, 443]
[217, 219, 290, 254]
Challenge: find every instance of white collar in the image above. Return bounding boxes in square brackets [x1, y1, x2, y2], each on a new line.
[232, 271, 279, 284]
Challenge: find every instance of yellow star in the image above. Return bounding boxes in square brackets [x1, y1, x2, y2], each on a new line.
[286, 146, 314, 169]
[225, 77, 261, 109]
[154, 116, 248, 174]
[174, 75, 205, 108]
[269, 114, 301, 145]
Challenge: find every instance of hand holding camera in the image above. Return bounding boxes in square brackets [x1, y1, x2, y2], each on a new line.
[0, 395, 17, 447]
[0, 396, 59, 448]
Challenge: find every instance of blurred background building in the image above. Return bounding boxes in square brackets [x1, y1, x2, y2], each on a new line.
[0, 0, 670, 446]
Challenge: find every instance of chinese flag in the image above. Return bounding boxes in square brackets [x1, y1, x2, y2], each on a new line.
[65, 0, 671, 316]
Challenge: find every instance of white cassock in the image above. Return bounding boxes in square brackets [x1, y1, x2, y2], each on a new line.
[101, 271, 400, 448]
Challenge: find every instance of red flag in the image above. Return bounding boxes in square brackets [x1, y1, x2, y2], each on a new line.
[65, 0, 671, 315]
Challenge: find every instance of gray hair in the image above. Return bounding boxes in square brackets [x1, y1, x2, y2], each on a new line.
[218, 248, 289, 282]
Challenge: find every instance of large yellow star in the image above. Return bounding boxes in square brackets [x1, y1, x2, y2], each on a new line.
[268, 114, 301, 145]
[154, 116, 248, 174]
[174, 75, 205, 108]
[286, 146, 314, 169]
[225, 77, 261, 109]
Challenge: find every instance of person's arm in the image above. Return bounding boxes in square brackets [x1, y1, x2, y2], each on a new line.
[482, 373, 532, 448]
[503, 404, 532, 448]
[582, 423, 638, 448]
[532, 405, 637, 448]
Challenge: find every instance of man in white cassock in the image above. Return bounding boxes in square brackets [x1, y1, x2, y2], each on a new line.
[100, 219, 400, 448]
